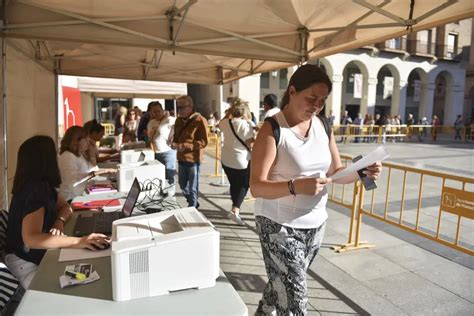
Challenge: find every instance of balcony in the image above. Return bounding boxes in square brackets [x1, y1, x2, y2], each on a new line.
[407, 39, 436, 56]
[439, 44, 462, 60]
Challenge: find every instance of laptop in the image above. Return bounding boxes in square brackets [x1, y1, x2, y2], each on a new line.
[73, 178, 141, 236]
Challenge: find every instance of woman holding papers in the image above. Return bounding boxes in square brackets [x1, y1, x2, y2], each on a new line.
[5, 136, 110, 289]
[250, 64, 382, 316]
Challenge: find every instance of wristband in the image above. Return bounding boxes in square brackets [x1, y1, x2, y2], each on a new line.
[287, 179, 296, 196]
[56, 216, 66, 224]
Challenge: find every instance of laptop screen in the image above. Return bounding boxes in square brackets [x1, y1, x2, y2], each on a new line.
[138, 151, 146, 162]
[122, 178, 141, 217]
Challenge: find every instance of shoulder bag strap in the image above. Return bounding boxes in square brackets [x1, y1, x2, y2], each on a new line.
[229, 119, 251, 152]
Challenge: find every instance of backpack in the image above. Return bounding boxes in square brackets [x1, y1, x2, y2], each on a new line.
[264, 114, 331, 146]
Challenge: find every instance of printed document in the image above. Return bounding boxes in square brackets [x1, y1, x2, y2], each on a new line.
[330, 145, 389, 180]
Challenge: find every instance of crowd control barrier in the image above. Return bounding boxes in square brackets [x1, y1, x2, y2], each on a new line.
[332, 124, 472, 143]
[330, 155, 473, 255]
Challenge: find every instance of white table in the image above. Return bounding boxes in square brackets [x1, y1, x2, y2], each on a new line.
[15, 212, 248, 315]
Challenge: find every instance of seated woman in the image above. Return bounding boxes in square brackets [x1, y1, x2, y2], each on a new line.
[83, 119, 118, 166]
[58, 126, 97, 201]
[5, 136, 110, 289]
[59, 126, 115, 201]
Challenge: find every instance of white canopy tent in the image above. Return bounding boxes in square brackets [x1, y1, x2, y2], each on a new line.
[3, 0, 473, 84]
[1, 0, 473, 207]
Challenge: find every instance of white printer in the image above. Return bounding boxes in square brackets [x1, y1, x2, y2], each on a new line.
[110, 207, 220, 301]
[117, 160, 165, 192]
[120, 148, 155, 164]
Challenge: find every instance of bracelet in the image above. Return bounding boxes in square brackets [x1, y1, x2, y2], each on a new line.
[56, 216, 66, 224]
[287, 179, 296, 196]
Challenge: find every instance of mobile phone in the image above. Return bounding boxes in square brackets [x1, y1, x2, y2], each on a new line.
[352, 155, 377, 191]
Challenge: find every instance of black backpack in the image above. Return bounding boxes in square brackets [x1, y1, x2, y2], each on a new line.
[264, 114, 331, 146]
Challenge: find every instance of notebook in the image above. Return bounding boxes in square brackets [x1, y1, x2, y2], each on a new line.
[71, 198, 121, 210]
[73, 178, 141, 237]
[86, 183, 118, 195]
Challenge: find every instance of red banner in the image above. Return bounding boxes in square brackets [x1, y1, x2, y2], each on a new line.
[62, 86, 83, 129]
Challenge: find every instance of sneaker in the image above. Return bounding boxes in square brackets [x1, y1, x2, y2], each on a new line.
[229, 212, 245, 225]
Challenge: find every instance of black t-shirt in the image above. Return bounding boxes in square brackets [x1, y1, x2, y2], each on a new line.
[6, 180, 58, 265]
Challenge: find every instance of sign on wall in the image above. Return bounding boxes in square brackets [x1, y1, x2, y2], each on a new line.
[62, 86, 83, 129]
[353, 73, 362, 99]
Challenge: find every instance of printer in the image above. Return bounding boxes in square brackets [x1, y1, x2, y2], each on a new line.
[117, 160, 165, 192]
[120, 148, 155, 164]
[110, 207, 220, 301]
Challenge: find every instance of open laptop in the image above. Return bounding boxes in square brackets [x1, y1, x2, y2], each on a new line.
[73, 178, 141, 236]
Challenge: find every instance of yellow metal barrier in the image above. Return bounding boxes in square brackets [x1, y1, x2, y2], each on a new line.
[204, 132, 221, 177]
[330, 155, 474, 255]
[332, 124, 472, 143]
[103, 123, 115, 137]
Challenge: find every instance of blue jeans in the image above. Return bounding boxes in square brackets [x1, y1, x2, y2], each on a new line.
[155, 150, 176, 185]
[178, 161, 200, 207]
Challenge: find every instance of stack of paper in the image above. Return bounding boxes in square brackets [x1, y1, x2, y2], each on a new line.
[71, 199, 120, 210]
[86, 183, 117, 194]
[59, 263, 100, 288]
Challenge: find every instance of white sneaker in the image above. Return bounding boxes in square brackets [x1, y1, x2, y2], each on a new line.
[229, 212, 245, 225]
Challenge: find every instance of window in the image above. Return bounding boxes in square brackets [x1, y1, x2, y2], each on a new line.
[387, 37, 402, 50]
[279, 69, 288, 89]
[447, 33, 458, 58]
[345, 65, 360, 94]
[418, 30, 432, 54]
[260, 72, 269, 89]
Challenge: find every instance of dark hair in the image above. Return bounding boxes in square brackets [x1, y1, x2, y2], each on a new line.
[83, 119, 105, 134]
[281, 64, 332, 109]
[60, 126, 87, 156]
[12, 136, 61, 194]
[263, 94, 278, 108]
[149, 101, 163, 109]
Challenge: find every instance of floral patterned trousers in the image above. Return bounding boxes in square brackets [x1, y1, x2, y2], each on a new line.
[255, 216, 326, 316]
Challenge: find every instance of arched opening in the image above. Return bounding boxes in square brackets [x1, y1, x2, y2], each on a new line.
[406, 69, 424, 122]
[342, 61, 363, 120]
[432, 71, 453, 124]
[375, 66, 394, 117]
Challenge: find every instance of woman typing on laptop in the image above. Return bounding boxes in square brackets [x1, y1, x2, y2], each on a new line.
[5, 136, 110, 289]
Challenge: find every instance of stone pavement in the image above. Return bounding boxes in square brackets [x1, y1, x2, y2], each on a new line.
[175, 142, 473, 315]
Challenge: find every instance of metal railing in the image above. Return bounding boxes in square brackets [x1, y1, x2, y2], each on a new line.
[103, 123, 115, 137]
[330, 155, 474, 255]
[332, 124, 473, 143]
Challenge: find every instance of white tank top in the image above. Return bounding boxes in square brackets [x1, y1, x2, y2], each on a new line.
[254, 111, 331, 229]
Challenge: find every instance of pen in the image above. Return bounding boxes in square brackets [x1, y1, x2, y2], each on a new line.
[65, 271, 87, 281]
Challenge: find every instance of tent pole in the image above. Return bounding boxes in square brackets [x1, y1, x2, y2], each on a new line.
[54, 70, 59, 145]
[1, 0, 8, 210]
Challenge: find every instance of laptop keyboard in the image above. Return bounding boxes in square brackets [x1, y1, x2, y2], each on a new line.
[95, 212, 120, 232]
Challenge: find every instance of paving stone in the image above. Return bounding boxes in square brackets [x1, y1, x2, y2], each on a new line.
[325, 250, 408, 282]
[365, 272, 473, 315]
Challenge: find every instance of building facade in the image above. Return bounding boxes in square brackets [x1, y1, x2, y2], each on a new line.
[258, 18, 473, 125]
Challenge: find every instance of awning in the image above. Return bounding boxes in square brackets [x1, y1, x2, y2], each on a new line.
[3, 0, 473, 84]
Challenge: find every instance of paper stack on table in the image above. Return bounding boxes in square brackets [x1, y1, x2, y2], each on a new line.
[59, 263, 100, 288]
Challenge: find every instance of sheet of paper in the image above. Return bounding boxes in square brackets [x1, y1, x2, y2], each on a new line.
[58, 248, 111, 262]
[330, 145, 389, 181]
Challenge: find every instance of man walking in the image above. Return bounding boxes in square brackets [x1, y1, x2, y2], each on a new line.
[262, 94, 280, 119]
[172, 95, 208, 208]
